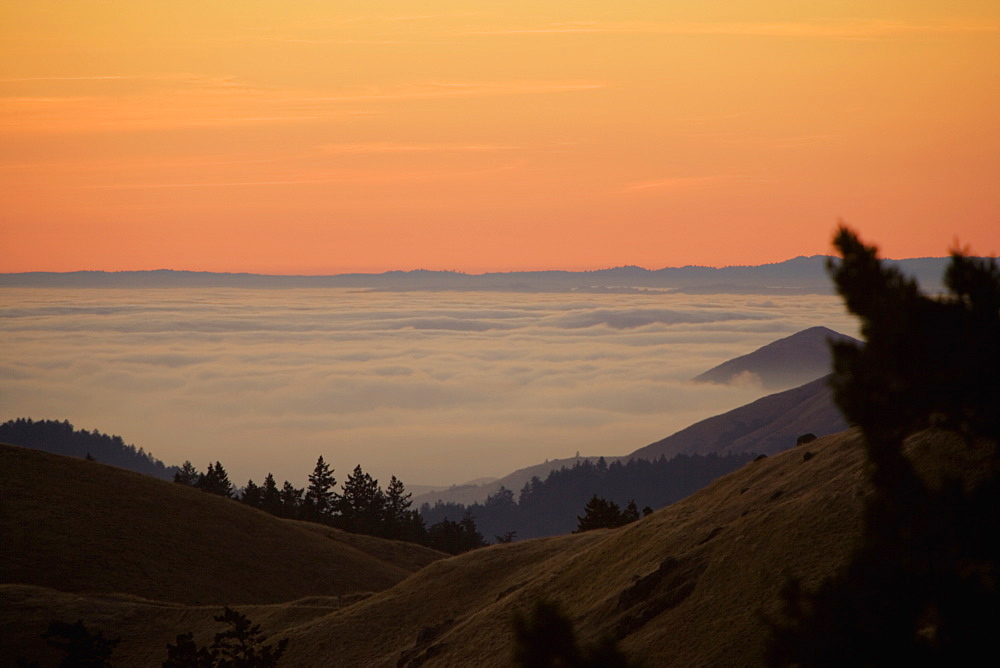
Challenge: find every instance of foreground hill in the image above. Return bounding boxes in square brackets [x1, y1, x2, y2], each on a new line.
[3, 429, 977, 666]
[278, 429, 874, 666]
[630, 375, 846, 460]
[0, 444, 443, 606]
[692, 326, 858, 390]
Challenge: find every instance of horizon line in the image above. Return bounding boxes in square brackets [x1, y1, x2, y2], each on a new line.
[0, 253, 961, 278]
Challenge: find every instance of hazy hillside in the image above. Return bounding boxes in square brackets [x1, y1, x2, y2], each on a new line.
[412, 455, 620, 508]
[630, 375, 846, 460]
[0, 418, 178, 481]
[0, 444, 443, 606]
[692, 326, 858, 390]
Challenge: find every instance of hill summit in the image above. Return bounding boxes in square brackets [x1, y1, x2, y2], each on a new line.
[692, 326, 858, 390]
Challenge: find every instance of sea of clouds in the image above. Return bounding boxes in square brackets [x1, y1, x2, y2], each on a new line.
[0, 287, 859, 488]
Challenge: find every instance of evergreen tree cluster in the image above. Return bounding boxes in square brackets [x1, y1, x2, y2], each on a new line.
[574, 495, 644, 533]
[421, 452, 755, 540]
[174, 457, 482, 554]
[0, 418, 177, 480]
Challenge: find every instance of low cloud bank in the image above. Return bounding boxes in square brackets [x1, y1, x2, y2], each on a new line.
[0, 288, 857, 486]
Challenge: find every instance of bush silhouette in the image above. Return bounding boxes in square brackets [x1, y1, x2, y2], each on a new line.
[512, 600, 636, 667]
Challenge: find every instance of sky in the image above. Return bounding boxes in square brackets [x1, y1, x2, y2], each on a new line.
[2, 1, 998, 274]
[0, 288, 860, 487]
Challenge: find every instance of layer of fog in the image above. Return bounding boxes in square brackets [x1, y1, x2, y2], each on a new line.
[0, 288, 858, 488]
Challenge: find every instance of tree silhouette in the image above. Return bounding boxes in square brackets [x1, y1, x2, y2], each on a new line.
[198, 461, 234, 498]
[303, 455, 337, 522]
[259, 474, 281, 515]
[574, 495, 640, 532]
[338, 464, 384, 533]
[42, 619, 119, 667]
[174, 460, 199, 486]
[768, 226, 999, 665]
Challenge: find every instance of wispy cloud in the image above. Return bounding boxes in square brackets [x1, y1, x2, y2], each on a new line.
[0, 78, 604, 134]
[470, 20, 1000, 39]
[616, 175, 734, 195]
[305, 80, 607, 103]
[320, 142, 523, 154]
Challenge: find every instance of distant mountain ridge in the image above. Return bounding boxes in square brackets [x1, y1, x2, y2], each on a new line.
[0, 256, 953, 293]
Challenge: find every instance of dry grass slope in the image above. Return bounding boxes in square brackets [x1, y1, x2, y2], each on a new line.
[277, 429, 872, 667]
[0, 443, 443, 607]
[3, 430, 976, 666]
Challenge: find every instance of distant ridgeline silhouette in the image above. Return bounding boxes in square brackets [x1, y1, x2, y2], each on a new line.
[0, 418, 178, 481]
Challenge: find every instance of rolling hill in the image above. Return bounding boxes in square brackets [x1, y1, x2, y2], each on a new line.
[2, 429, 982, 666]
[0, 444, 443, 607]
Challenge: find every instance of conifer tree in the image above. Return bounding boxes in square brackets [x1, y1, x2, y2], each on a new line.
[260, 474, 281, 516]
[174, 460, 199, 486]
[197, 461, 233, 498]
[338, 465, 384, 533]
[279, 481, 303, 518]
[241, 479, 261, 508]
[574, 495, 623, 532]
[303, 455, 337, 522]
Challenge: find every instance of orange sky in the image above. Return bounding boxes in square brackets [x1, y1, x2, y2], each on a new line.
[2, 1, 998, 273]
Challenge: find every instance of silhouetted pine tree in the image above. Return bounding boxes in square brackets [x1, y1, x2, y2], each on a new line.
[279, 481, 303, 518]
[574, 495, 625, 532]
[259, 474, 281, 516]
[303, 455, 337, 522]
[174, 460, 199, 486]
[197, 461, 233, 498]
[338, 465, 384, 533]
[241, 479, 262, 508]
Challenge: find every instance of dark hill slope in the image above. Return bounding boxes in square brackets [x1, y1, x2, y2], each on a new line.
[630, 375, 846, 460]
[0, 444, 443, 606]
[692, 326, 858, 390]
[2, 430, 978, 667]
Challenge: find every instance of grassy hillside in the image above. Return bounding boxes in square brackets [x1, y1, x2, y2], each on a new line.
[3, 430, 979, 666]
[280, 428, 873, 667]
[0, 444, 443, 607]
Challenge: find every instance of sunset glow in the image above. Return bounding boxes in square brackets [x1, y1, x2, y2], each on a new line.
[2, 1, 998, 273]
